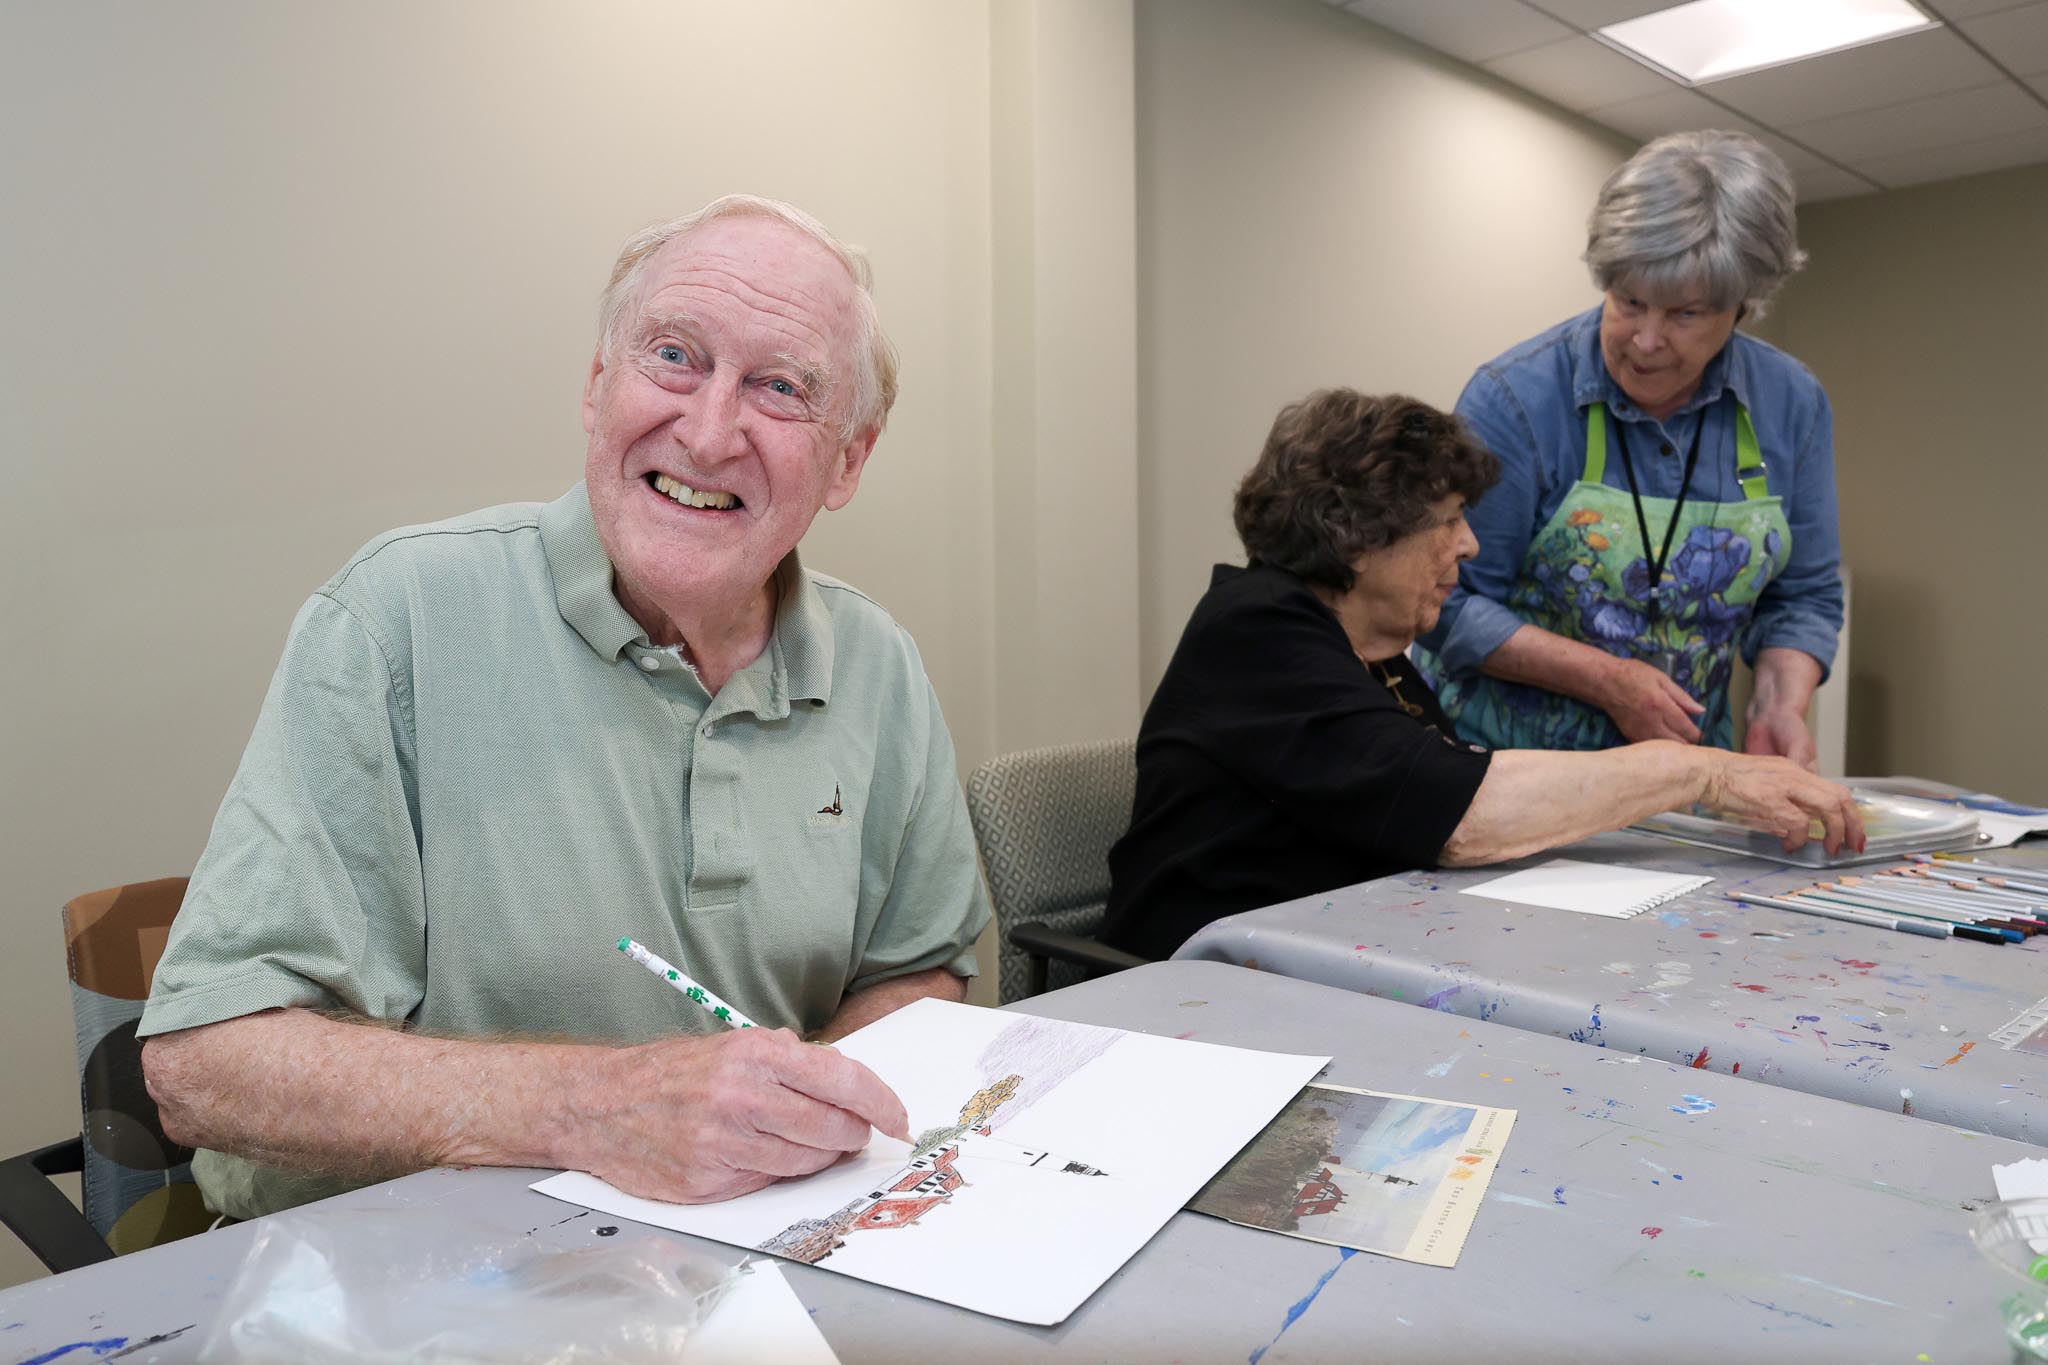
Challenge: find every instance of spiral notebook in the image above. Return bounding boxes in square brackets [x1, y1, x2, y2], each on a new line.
[1459, 857, 1712, 919]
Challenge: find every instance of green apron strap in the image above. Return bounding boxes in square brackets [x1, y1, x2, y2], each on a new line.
[1584, 402, 1607, 484]
[1735, 404, 1768, 500]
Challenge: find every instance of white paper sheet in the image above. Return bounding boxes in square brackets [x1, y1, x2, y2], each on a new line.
[534, 998, 1328, 1326]
[1459, 857, 1711, 918]
[1992, 1158, 2048, 1253]
[685, 1260, 837, 1365]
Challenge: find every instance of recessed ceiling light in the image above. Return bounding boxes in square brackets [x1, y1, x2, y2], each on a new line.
[1597, 0, 1937, 86]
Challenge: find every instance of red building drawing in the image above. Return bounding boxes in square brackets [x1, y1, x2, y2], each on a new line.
[1293, 1166, 1346, 1219]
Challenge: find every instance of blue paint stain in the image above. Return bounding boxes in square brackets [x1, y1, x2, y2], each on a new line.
[1669, 1094, 1716, 1116]
[1420, 984, 1464, 1011]
[1553, 1185, 1568, 1205]
[1745, 1298, 1836, 1329]
[1561, 1086, 1576, 1094]
[1673, 1173, 1684, 1180]
[18, 1341, 130, 1365]
[1250, 1249, 1357, 1364]
[1479, 994, 1507, 1021]
[1567, 1003, 1606, 1045]
[1795, 1015, 1820, 1024]
[1656, 910, 1690, 928]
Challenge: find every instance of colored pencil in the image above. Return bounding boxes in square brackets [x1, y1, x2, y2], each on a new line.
[1880, 873, 2048, 923]
[1804, 887, 2023, 942]
[1924, 856, 2048, 894]
[617, 936, 759, 1029]
[1842, 877, 2044, 931]
[1912, 860, 2048, 900]
[1726, 891, 1949, 939]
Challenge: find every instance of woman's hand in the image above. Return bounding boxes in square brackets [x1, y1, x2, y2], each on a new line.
[1597, 656, 1706, 744]
[1742, 706, 1818, 769]
[1702, 753, 1863, 856]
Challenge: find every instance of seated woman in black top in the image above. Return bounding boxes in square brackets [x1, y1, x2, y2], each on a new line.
[1102, 390, 1863, 962]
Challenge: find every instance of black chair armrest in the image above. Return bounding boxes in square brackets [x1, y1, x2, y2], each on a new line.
[1008, 921, 1151, 997]
[0, 1138, 114, 1273]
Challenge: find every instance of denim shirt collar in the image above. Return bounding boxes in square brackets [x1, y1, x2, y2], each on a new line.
[1568, 303, 1754, 421]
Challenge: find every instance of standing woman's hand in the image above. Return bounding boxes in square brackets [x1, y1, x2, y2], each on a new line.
[1597, 655, 1706, 744]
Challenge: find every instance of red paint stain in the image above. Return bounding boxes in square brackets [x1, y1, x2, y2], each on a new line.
[1690, 1047, 1711, 1069]
[1173, 1031, 1196, 1040]
[1944, 1041, 1976, 1066]
[1697, 931, 1719, 938]
[1734, 984, 1770, 993]
[1839, 959, 1878, 970]
[1641, 1227, 1663, 1239]
[1731, 1062, 1741, 1074]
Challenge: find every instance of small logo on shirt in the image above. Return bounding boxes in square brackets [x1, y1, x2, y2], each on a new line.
[808, 784, 847, 828]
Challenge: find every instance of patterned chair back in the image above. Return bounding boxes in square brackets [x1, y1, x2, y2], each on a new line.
[964, 739, 1138, 1003]
[64, 878, 213, 1252]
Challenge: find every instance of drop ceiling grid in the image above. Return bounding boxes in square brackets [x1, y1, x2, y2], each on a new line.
[1331, 0, 2048, 197]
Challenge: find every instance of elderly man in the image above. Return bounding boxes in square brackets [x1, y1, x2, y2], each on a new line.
[139, 196, 990, 1219]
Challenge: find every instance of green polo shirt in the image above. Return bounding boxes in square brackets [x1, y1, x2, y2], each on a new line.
[139, 483, 990, 1218]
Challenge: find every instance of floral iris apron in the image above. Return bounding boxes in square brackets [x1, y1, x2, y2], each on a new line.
[1415, 400, 1792, 752]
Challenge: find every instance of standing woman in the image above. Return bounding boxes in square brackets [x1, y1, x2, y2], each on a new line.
[1414, 131, 1841, 767]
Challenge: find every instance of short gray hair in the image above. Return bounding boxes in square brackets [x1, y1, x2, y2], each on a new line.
[596, 194, 900, 440]
[1584, 130, 1807, 320]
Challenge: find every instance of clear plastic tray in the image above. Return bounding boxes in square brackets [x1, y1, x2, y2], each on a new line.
[1629, 788, 1982, 868]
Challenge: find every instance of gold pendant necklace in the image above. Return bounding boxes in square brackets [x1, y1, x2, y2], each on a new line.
[1367, 657, 1428, 720]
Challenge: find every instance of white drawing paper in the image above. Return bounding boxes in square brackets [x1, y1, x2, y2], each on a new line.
[534, 998, 1328, 1325]
[1461, 857, 1711, 918]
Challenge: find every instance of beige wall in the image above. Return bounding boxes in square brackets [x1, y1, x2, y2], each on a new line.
[0, 0, 1021, 1288]
[1134, 0, 1630, 686]
[1, 0, 1638, 1289]
[1763, 165, 2048, 801]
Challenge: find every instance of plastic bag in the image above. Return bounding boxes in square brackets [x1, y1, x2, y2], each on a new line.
[197, 1205, 739, 1363]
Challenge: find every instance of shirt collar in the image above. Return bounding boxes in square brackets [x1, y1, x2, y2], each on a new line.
[1570, 302, 1753, 419]
[539, 483, 836, 715]
[539, 483, 644, 661]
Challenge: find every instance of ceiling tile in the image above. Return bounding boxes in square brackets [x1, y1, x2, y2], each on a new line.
[1958, 3, 2048, 75]
[1482, 34, 1679, 110]
[1585, 86, 1762, 139]
[1851, 123, 2048, 185]
[1923, 0, 2041, 19]
[1789, 163, 1886, 202]
[1337, 0, 1574, 63]
[1748, 130, 1850, 178]
[1581, 92, 1863, 187]
[1784, 81, 2048, 160]
[1701, 27, 2003, 126]
[1523, 0, 1676, 25]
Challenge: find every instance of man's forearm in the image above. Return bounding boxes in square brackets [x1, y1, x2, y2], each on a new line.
[143, 1009, 609, 1181]
[812, 966, 968, 1044]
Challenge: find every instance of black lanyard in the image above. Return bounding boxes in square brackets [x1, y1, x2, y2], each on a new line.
[1611, 407, 1707, 631]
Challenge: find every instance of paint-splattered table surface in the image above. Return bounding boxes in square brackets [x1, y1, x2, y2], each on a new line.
[0, 961, 2025, 1363]
[1177, 831, 2048, 1143]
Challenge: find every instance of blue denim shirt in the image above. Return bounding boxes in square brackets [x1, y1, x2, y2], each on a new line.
[1420, 304, 1844, 680]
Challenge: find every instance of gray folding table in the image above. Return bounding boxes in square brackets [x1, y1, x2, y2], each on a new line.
[0, 960, 2025, 1362]
[1178, 831, 2048, 1141]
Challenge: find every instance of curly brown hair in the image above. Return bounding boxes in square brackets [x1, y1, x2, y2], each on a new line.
[1233, 390, 1499, 592]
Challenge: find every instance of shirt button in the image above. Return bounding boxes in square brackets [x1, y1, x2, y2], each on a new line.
[638, 655, 660, 672]
[1660, 441, 1674, 457]
[701, 724, 715, 738]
